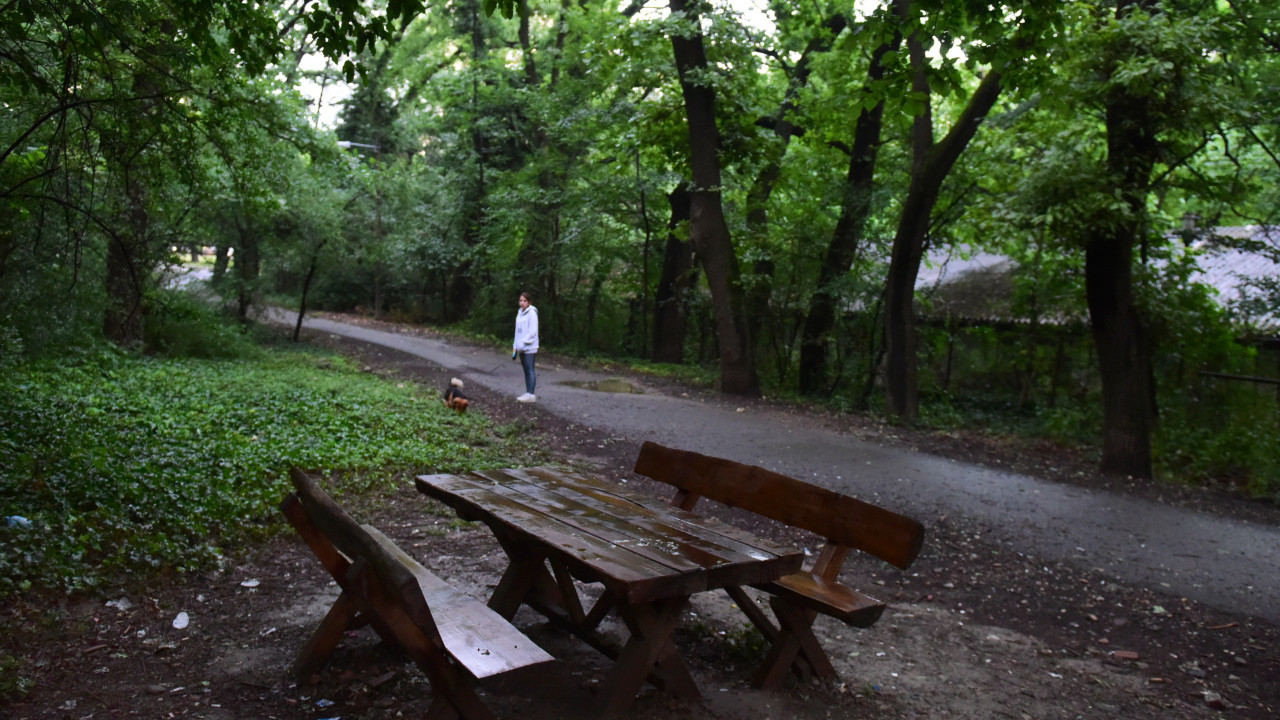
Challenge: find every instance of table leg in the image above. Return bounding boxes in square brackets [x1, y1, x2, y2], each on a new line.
[595, 596, 698, 718]
[487, 538, 551, 620]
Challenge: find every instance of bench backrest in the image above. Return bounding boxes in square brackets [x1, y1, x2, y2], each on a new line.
[634, 441, 924, 570]
[283, 467, 443, 644]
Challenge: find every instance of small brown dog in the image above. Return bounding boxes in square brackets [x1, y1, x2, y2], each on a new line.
[443, 378, 469, 413]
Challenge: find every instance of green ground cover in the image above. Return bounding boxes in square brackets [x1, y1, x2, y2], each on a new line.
[0, 343, 514, 596]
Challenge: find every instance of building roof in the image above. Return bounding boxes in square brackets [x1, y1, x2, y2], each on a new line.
[915, 227, 1280, 335]
[1193, 227, 1280, 308]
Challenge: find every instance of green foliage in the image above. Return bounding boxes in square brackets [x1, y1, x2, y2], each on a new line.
[0, 651, 33, 703]
[902, 241, 1280, 495]
[1156, 381, 1280, 497]
[1037, 402, 1103, 447]
[616, 359, 718, 389]
[4, 0, 1278, 503]
[0, 229, 108, 361]
[143, 288, 261, 359]
[0, 345, 513, 597]
[1139, 250, 1280, 496]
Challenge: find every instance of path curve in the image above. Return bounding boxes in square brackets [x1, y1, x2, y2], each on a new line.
[272, 309, 1280, 625]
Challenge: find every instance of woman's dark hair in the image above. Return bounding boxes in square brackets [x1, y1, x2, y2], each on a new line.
[519, 291, 533, 303]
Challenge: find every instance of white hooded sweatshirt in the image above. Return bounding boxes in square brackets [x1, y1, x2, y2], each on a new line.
[514, 305, 539, 353]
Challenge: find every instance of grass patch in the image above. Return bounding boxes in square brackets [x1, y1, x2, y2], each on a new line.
[605, 358, 717, 388]
[0, 343, 519, 597]
[0, 651, 33, 702]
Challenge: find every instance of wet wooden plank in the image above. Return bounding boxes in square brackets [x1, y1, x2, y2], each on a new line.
[634, 441, 925, 569]
[762, 571, 886, 627]
[475, 468, 800, 587]
[417, 474, 706, 603]
[473, 480, 707, 573]
[364, 525, 554, 680]
[522, 467, 798, 559]
[285, 468, 554, 718]
[472, 470, 733, 567]
[421, 474, 669, 582]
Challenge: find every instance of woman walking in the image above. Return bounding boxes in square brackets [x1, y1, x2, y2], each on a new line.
[512, 291, 539, 402]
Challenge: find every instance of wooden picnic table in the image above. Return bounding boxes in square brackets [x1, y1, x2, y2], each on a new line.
[415, 466, 804, 718]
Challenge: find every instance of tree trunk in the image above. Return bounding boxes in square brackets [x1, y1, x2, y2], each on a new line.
[103, 168, 150, 348]
[235, 229, 260, 324]
[373, 180, 384, 320]
[637, 154, 654, 358]
[668, 0, 758, 396]
[1086, 232, 1154, 478]
[448, 122, 483, 323]
[447, 258, 475, 323]
[798, 37, 896, 396]
[652, 184, 695, 363]
[883, 16, 1003, 417]
[294, 249, 324, 342]
[213, 245, 230, 284]
[1084, 0, 1160, 479]
[294, 236, 331, 342]
[585, 259, 610, 347]
[513, 0, 560, 309]
[859, 296, 885, 408]
[373, 259, 384, 320]
[103, 234, 145, 348]
[445, 0, 487, 324]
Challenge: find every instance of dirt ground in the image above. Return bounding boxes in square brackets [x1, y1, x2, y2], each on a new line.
[2, 320, 1277, 720]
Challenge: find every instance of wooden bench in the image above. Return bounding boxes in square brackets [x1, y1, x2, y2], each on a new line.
[633, 442, 925, 689]
[280, 467, 554, 720]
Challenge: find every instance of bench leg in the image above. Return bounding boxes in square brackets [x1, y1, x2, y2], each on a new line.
[414, 656, 497, 720]
[753, 599, 837, 690]
[423, 679, 494, 720]
[425, 697, 461, 720]
[294, 590, 361, 682]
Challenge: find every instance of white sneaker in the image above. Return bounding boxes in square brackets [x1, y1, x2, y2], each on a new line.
[516, 393, 536, 403]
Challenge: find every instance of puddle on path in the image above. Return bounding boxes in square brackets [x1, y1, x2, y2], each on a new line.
[561, 378, 645, 394]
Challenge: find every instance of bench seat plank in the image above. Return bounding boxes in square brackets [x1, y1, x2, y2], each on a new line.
[364, 525, 554, 680]
[758, 572, 886, 627]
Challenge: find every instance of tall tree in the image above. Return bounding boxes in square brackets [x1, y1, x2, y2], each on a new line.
[978, 0, 1267, 478]
[881, 0, 1056, 418]
[1079, 0, 1253, 477]
[667, 0, 759, 395]
[798, 7, 901, 396]
[1082, 0, 1162, 477]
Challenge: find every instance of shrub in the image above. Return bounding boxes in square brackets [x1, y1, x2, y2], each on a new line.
[143, 288, 259, 359]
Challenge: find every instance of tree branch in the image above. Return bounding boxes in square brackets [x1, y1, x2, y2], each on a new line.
[1148, 134, 1212, 190]
[11, 192, 123, 242]
[0, 93, 166, 171]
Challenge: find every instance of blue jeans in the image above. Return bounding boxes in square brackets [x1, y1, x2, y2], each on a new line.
[519, 351, 536, 395]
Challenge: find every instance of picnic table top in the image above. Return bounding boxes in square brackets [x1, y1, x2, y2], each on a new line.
[415, 466, 804, 605]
